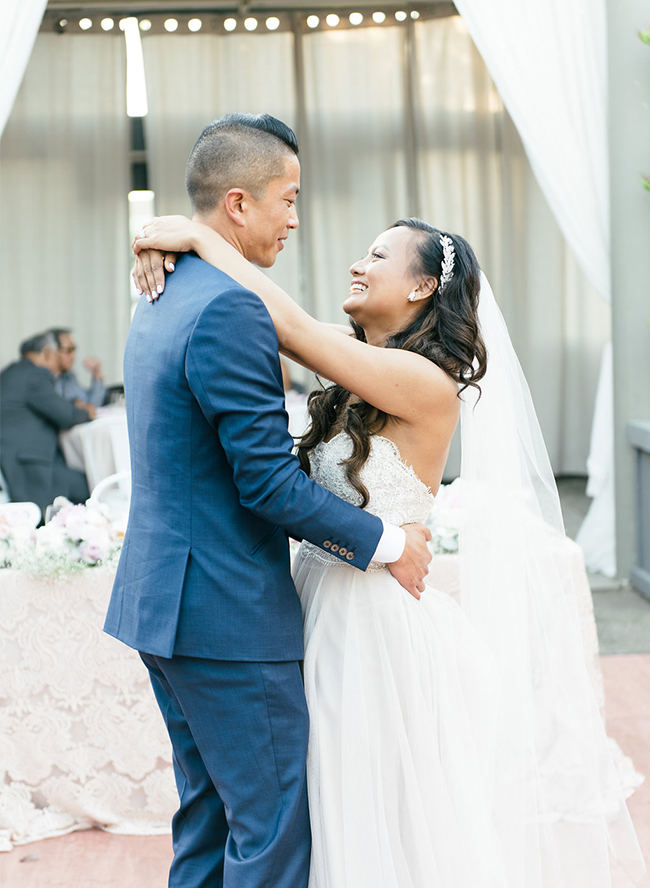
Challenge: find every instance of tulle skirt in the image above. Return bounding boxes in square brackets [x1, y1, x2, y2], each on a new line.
[294, 546, 508, 888]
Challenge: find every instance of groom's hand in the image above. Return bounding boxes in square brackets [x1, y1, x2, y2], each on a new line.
[387, 523, 432, 601]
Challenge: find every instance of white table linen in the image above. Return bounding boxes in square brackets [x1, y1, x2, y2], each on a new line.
[0, 566, 176, 851]
[60, 408, 130, 492]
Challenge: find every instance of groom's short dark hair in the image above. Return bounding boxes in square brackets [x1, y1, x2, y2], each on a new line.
[186, 113, 299, 215]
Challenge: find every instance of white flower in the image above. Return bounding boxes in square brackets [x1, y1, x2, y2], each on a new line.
[33, 522, 68, 555]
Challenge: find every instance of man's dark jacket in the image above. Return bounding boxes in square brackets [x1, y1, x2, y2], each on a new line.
[0, 357, 90, 512]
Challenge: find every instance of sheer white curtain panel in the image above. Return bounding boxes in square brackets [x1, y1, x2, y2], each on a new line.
[0, 34, 131, 384]
[452, 0, 614, 570]
[0, 0, 47, 137]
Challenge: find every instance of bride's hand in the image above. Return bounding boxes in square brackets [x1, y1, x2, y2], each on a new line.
[133, 250, 177, 302]
[132, 215, 210, 301]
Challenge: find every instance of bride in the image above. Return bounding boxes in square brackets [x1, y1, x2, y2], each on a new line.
[133, 216, 644, 887]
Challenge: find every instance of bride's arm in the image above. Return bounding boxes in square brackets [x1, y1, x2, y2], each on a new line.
[135, 219, 455, 423]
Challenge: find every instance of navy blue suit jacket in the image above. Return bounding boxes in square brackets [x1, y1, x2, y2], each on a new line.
[104, 254, 383, 661]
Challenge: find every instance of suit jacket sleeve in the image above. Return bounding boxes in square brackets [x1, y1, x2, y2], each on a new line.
[26, 368, 91, 429]
[185, 286, 383, 571]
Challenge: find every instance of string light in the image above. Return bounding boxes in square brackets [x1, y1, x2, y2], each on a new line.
[224, 17, 237, 30]
[307, 14, 320, 27]
[372, 11, 386, 22]
[101, 18, 114, 31]
[79, 18, 92, 30]
[410, 10, 420, 18]
[395, 10, 407, 20]
[325, 13, 340, 26]
[266, 16, 280, 30]
[139, 19, 152, 31]
[349, 12, 363, 25]
[164, 18, 179, 32]
[244, 17, 258, 30]
[188, 18, 202, 31]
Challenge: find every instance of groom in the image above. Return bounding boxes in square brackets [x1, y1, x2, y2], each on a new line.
[105, 113, 431, 888]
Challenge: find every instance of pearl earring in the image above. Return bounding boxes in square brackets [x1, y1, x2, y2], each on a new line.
[407, 290, 417, 302]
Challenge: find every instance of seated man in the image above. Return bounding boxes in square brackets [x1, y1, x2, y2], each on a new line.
[50, 327, 106, 407]
[0, 333, 95, 515]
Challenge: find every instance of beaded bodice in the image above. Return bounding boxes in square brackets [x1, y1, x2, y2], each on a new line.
[301, 432, 434, 568]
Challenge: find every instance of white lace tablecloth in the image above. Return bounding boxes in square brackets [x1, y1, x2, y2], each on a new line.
[59, 408, 130, 492]
[0, 566, 176, 852]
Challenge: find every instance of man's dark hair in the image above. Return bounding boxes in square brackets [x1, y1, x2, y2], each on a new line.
[186, 113, 299, 215]
[20, 332, 57, 357]
[48, 327, 72, 349]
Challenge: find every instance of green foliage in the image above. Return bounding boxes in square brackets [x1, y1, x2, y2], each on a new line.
[643, 177, 650, 193]
[640, 28, 650, 45]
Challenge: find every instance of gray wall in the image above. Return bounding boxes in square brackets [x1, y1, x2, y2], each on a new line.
[608, 0, 650, 577]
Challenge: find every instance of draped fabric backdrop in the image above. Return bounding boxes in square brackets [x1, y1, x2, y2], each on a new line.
[452, 0, 614, 571]
[143, 16, 608, 475]
[0, 0, 48, 137]
[0, 34, 131, 386]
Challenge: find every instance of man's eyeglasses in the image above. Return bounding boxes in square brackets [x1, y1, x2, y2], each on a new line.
[59, 346, 76, 354]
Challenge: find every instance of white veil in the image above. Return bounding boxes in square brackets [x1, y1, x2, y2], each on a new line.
[458, 272, 645, 885]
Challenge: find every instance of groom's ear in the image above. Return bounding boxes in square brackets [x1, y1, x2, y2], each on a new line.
[223, 188, 248, 227]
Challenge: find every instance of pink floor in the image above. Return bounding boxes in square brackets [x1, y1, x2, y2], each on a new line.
[1, 654, 649, 888]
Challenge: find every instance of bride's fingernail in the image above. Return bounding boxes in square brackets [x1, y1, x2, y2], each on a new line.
[157, 284, 163, 294]
[168, 263, 175, 272]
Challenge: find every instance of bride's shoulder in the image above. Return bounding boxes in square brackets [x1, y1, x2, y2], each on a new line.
[402, 351, 460, 410]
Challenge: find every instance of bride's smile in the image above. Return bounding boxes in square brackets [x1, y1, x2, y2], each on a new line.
[342, 225, 436, 344]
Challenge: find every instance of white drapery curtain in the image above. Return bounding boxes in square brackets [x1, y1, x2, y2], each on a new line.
[0, 34, 131, 385]
[142, 17, 607, 476]
[452, 0, 614, 572]
[0, 0, 47, 137]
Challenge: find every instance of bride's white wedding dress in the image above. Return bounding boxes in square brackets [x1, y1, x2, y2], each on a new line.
[293, 431, 508, 888]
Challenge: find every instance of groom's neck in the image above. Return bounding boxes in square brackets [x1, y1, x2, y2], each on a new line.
[193, 208, 247, 258]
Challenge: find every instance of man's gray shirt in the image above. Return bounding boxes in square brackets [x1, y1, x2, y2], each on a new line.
[54, 370, 105, 406]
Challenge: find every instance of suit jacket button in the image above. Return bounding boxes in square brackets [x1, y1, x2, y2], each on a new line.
[323, 540, 332, 549]
[339, 547, 347, 556]
[346, 552, 354, 561]
[330, 544, 339, 553]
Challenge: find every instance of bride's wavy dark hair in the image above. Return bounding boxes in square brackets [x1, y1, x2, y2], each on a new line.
[296, 218, 487, 506]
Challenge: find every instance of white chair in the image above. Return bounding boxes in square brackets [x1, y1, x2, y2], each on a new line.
[89, 472, 131, 525]
[0, 502, 41, 527]
[0, 467, 10, 505]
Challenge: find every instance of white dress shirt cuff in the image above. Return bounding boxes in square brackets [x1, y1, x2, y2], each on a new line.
[372, 521, 406, 563]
